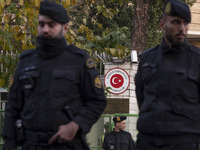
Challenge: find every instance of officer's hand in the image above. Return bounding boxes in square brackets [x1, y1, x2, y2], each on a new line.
[48, 121, 79, 144]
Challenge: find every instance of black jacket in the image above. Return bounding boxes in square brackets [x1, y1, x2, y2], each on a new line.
[103, 130, 135, 150]
[2, 44, 107, 149]
[135, 39, 200, 145]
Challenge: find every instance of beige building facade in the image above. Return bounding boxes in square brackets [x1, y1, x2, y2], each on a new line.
[188, 0, 200, 47]
[87, 1, 200, 147]
[1, 1, 199, 148]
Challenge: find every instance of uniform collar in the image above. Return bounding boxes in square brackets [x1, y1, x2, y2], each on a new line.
[161, 38, 189, 54]
[113, 128, 123, 133]
[37, 36, 67, 59]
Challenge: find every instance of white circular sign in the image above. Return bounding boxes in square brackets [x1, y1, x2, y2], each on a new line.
[104, 67, 130, 94]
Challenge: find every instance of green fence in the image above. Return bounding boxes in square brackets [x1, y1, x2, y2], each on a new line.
[87, 113, 138, 150]
[0, 110, 4, 150]
[0, 111, 138, 150]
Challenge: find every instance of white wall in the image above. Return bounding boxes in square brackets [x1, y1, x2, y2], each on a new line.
[87, 61, 139, 146]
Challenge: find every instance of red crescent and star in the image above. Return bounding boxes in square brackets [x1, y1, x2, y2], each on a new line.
[110, 74, 124, 88]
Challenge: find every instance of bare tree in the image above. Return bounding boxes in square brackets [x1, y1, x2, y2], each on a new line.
[131, 0, 149, 54]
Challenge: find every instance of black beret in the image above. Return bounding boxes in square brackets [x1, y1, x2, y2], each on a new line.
[113, 116, 127, 123]
[39, 0, 70, 24]
[163, 0, 191, 23]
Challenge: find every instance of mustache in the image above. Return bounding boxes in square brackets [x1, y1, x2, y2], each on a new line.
[175, 32, 186, 37]
[40, 32, 51, 37]
[41, 34, 52, 38]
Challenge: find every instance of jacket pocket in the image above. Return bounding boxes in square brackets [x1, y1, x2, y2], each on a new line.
[51, 68, 80, 110]
[19, 69, 39, 119]
[175, 68, 198, 83]
[120, 138, 129, 149]
[141, 63, 158, 81]
[107, 140, 115, 150]
[172, 68, 200, 120]
[172, 101, 200, 121]
[53, 69, 77, 80]
[175, 68, 199, 102]
[19, 69, 39, 98]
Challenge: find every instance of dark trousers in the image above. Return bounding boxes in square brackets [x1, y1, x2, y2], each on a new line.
[136, 139, 199, 150]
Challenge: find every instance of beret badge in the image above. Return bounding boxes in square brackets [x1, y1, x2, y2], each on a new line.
[165, 2, 171, 15]
[116, 116, 121, 122]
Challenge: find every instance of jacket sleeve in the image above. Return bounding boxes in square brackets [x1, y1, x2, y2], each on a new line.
[2, 61, 24, 149]
[135, 57, 144, 108]
[102, 134, 109, 150]
[72, 57, 107, 134]
[129, 137, 135, 150]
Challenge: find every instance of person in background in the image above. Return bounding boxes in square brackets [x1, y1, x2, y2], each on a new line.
[2, 1, 107, 150]
[99, 122, 111, 149]
[103, 116, 135, 150]
[135, 0, 200, 150]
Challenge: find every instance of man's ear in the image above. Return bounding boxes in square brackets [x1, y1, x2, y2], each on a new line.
[63, 23, 69, 34]
[160, 19, 165, 31]
[116, 122, 119, 127]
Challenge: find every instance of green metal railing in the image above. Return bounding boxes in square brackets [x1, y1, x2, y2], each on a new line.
[0, 110, 5, 150]
[88, 113, 138, 149]
[0, 111, 138, 150]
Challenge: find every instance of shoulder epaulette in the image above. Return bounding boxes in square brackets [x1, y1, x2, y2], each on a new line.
[139, 45, 160, 57]
[20, 49, 36, 59]
[105, 132, 113, 136]
[67, 45, 88, 57]
[122, 130, 131, 135]
[190, 45, 200, 55]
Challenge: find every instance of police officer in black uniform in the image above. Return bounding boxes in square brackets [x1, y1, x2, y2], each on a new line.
[103, 116, 135, 150]
[135, 0, 200, 150]
[2, 1, 106, 150]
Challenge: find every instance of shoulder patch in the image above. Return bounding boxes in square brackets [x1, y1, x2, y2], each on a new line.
[139, 45, 160, 57]
[94, 76, 102, 88]
[8, 77, 14, 88]
[86, 58, 95, 69]
[20, 49, 36, 59]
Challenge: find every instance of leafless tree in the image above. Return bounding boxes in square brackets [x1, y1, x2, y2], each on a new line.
[131, 0, 149, 54]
